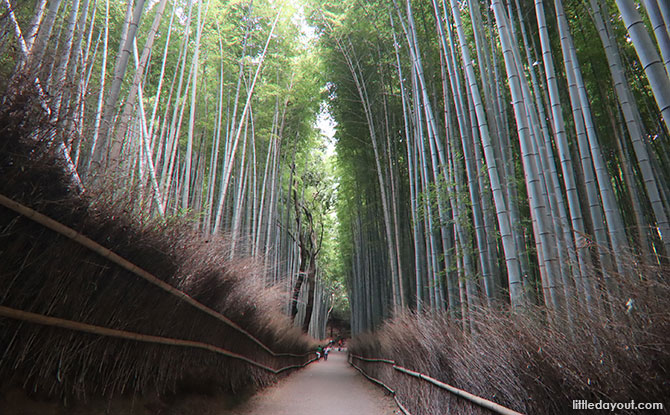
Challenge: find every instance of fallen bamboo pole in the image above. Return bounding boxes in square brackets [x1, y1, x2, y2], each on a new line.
[0, 305, 314, 374]
[350, 354, 524, 415]
[0, 193, 308, 358]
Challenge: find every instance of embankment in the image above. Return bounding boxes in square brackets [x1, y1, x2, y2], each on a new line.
[350, 276, 670, 414]
[0, 92, 313, 413]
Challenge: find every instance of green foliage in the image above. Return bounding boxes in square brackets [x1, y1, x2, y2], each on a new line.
[6, 0, 669, 336]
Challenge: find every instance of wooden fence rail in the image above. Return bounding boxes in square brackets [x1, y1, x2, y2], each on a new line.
[1, 195, 520, 412]
[0, 305, 315, 374]
[0, 193, 309, 358]
[348, 356, 412, 415]
[350, 354, 524, 415]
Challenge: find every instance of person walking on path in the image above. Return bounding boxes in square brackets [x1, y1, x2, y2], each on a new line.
[316, 345, 324, 360]
[324, 346, 331, 361]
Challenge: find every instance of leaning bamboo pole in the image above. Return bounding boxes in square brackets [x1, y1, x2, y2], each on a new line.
[0, 193, 308, 358]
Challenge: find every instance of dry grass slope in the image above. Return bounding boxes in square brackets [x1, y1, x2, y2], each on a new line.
[0, 89, 313, 409]
[351, 268, 670, 414]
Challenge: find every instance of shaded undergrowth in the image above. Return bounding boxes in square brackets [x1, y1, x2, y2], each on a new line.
[0, 88, 313, 408]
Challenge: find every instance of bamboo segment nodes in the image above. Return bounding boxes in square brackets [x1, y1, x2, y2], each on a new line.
[615, 0, 670, 133]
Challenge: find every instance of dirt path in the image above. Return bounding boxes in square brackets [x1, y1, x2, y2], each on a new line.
[224, 349, 399, 415]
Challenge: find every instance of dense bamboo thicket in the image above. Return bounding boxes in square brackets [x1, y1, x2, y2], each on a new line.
[2, 0, 670, 411]
[0, 98, 314, 405]
[0, 0, 341, 342]
[314, 0, 670, 330]
[312, 0, 670, 412]
[350, 263, 670, 414]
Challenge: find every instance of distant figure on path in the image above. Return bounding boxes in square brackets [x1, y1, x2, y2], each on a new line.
[316, 345, 324, 360]
[324, 346, 331, 361]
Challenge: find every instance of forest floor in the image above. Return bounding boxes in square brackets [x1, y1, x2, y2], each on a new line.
[212, 349, 399, 415]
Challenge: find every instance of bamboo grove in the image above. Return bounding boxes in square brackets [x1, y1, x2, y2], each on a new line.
[0, 0, 340, 339]
[2, 0, 670, 341]
[311, 0, 670, 334]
